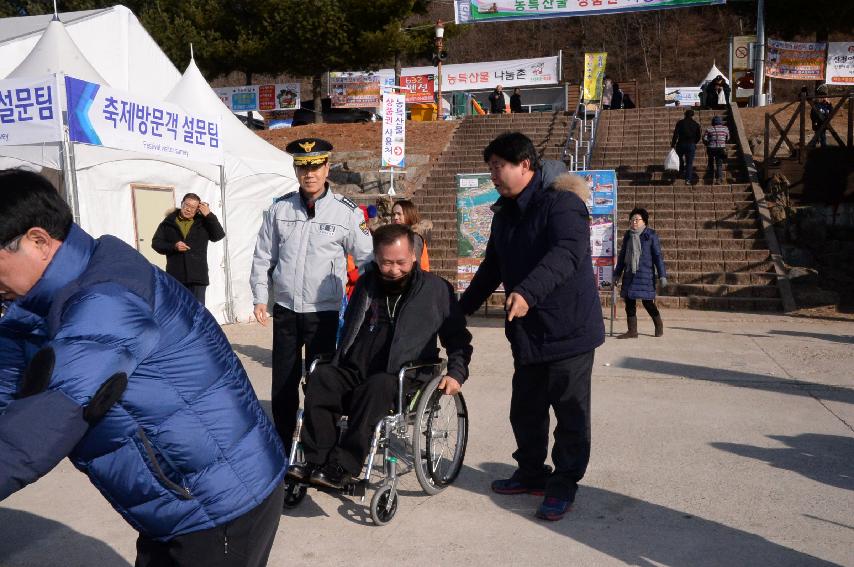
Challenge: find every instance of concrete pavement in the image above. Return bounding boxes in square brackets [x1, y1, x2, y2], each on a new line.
[1, 310, 852, 566]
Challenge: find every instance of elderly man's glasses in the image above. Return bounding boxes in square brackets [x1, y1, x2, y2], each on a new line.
[0, 234, 23, 252]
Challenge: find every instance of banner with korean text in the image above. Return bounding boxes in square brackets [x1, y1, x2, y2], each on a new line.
[766, 40, 827, 81]
[404, 56, 559, 93]
[826, 42, 854, 85]
[329, 72, 395, 108]
[214, 83, 300, 112]
[664, 87, 702, 107]
[0, 75, 62, 146]
[65, 76, 223, 165]
[454, 0, 725, 24]
[401, 74, 435, 104]
[582, 52, 607, 102]
[381, 92, 406, 168]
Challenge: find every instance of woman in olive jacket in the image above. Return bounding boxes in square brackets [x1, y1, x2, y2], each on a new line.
[151, 192, 225, 304]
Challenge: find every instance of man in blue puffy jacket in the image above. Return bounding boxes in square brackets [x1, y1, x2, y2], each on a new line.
[459, 133, 605, 522]
[0, 169, 286, 567]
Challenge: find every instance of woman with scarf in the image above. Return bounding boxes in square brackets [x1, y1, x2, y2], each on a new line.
[613, 208, 667, 338]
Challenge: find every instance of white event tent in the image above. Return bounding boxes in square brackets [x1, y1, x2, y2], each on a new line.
[0, 10, 298, 323]
[166, 58, 299, 323]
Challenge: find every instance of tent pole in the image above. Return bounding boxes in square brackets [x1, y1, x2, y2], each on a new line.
[62, 129, 81, 225]
[219, 164, 236, 324]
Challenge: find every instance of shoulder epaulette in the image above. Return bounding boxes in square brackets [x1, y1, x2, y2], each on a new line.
[337, 195, 358, 211]
[273, 191, 297, 204]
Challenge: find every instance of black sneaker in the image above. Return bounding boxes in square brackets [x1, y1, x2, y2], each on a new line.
[491, 467, 552, 496]
[310, 463, 352, 490]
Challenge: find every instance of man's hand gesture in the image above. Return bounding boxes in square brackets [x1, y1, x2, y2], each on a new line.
[505, 292, 529, 321]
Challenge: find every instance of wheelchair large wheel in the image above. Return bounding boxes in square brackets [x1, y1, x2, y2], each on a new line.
[412, 375, 468, 495]
[370, 484, 398, 526]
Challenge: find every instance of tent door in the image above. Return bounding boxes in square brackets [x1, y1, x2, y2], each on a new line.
[132, 184, 175, 270]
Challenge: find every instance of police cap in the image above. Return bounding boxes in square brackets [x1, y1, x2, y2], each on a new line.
[286, 138, 333, 166]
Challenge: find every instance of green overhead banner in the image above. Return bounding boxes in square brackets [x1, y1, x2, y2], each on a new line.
[454, 0, 726, 24]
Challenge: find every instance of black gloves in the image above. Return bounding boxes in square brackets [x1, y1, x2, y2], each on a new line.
[18, 347, 128, 424]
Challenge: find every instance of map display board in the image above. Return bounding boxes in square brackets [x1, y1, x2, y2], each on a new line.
[456, 173, 500, 293]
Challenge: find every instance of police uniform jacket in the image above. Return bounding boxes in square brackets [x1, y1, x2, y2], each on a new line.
[250, 186, 373, 313]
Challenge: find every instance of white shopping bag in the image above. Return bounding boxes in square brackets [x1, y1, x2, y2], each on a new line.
[664, 148, 680, 172]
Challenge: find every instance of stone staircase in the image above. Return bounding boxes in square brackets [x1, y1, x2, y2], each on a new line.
[592, 107, 782, 311]
[413, 112, 570, 284]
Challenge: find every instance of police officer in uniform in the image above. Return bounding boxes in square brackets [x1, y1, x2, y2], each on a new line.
[251, 138, 373, 452]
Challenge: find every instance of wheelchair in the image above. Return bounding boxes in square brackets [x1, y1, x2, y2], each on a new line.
[283, 358, 469, 525]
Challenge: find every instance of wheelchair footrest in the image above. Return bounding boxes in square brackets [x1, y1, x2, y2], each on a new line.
[345, 480, 367, 498]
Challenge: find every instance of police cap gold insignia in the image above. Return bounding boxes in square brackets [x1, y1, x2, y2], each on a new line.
[286, 137, 333, 166]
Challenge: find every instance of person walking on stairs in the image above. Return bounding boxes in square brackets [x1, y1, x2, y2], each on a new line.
[670, 109, 702, 185]
[703, 115, 730, 185]
[613, 208, 667, 338]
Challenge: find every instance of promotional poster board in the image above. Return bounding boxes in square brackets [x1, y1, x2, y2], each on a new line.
[66, 76, 224, 165]
[454, 0, 725, 24]
[381, 92, 406, 168]
[456, 173, 499, 293]
[329, 72, 394, 108]
[575, 169, 618, 293]
[0, 75, 63, 145]
[582, 52, 607, 102]
[826, 42, 854, 85]
[213, 83, 300, 112]
[766, 39, 827, 81]
[401, 74, 435, 104]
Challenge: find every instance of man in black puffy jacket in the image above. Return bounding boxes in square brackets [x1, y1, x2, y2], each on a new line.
[151, 193, 225, 305]
[459, 132, 605, 522]
[290, 223, 472, 489]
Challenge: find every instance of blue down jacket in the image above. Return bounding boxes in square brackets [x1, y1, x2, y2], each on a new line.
[613, 227, 667, 301]
[459, 161, 605, 365]
[0, 224, 285, 540]
[0, 303, 45, 411]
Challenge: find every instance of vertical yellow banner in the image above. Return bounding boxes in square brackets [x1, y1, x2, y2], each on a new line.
[582, 52, 608, 102]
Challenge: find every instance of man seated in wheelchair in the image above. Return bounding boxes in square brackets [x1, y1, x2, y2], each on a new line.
[289, 223, 473, 489]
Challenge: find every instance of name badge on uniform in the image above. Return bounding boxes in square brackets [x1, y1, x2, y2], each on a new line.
[318, 223, 336, 236]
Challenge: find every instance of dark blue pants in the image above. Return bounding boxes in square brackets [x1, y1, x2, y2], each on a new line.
[708, 147, 726, 181]
[510, 349, 594, 502]
[675, 143, 696, 182]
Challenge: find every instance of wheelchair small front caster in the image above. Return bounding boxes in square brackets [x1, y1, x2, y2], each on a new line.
[283, 482, 308, 509]
[370, 484, 398, 526]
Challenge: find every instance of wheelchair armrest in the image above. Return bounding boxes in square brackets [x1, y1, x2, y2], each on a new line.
[397, 358, 447, 379]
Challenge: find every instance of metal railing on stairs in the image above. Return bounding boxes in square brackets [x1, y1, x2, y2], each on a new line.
[563, 94, 602, 171]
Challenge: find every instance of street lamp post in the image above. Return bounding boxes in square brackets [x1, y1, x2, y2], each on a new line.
[435, 20, 444, 120]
